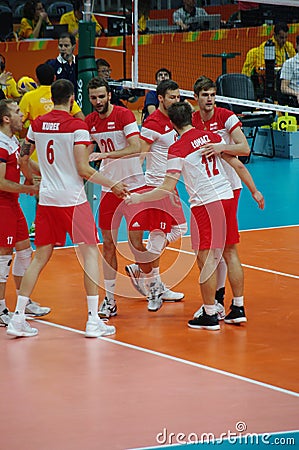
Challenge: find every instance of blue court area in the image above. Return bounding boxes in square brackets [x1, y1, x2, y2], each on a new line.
[19, 155, 299, 245]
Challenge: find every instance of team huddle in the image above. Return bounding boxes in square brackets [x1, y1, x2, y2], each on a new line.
[0, 74, 264, 339]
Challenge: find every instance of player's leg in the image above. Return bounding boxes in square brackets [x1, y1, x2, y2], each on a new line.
[13, 238, 51, 317]
[222, 244, 247, 324]
[98, 192, 122, 318]
[7, 244, 53, 338]
[0, 247, 13, 326]
[77, 243, 116, 338]
[221, 196, 246, 324]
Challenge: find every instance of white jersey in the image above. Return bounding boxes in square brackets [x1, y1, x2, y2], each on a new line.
[86, 106, 145, 192]
[27, 110, 91, 207]
[193, 107, 243, 190]
[141, 109, 177, 187]
[167, 128, 233, 208]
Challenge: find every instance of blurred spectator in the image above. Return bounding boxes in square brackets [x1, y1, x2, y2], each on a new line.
[17, 76, 37, 96]
[280, 35, 299, 106]
[96, 58, 136, 106]
[46, 32, 77, 97]
[242, 23, 295, 76]
[59, 0, 102, 38]
[242, 22, 296, 96]
[19, 63, 84, 127]
[18, 0, 51, 39]
[138, 0, 150, 34]
[142, 68, 172, 122]
[173, 0, 208, 31]
[0, 53, 21, 101]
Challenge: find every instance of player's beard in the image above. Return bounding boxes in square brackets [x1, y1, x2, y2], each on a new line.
[97, 101, 109, 114]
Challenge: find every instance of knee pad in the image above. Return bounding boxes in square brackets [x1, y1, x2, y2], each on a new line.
[166, 222, 188, 243]
[146, 230, 167, 255]
[12, 247, 33, 277]
[0, 255, 12, 283]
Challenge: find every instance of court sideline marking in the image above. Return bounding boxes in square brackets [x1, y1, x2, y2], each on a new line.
[34, 319, 299, 399]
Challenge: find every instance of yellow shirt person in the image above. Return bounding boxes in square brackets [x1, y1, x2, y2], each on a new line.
[242, 23, 296, 76]
[60, 10, 101, 37]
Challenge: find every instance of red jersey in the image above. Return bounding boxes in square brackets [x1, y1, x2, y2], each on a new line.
[0, 131, 21, 203]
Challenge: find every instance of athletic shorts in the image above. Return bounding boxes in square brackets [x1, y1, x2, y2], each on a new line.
[99, 187, 148, 231]
[0, 202, 28, 247]
[35, 202, 99, 247]
[190, 197, 239, 250]
[233, 188, 241, 213]
[129, 186, 186, 233]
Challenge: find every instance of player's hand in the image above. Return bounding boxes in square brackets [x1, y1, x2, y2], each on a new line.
[24, 183, 39, 196]
[89, 152, 108, 162]
[252, 190, 265, 209]
[124, 193, 141, 205]
[202, 143, 224, 157]
[111, 182, 129, 198]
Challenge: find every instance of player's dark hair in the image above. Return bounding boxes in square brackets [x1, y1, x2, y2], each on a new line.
[87, 77, 110, 93]
[193, 76, 216, 96]
[156, 79, 179, 97]
[168, 101, 192, 129]
[51, 79, 74, 105]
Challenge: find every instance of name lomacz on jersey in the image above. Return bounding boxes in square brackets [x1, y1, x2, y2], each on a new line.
[191, 134, 211, 150]
[42, 122, 60, 131]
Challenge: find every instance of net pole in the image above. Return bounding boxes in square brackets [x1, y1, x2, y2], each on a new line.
[78, 5, 97, 209]
[132, 0, 138, 87]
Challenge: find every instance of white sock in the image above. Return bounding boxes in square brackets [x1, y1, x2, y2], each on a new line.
[0, 299, 7, 312]
[152, 267, 161, 284]
[204, 304, 217, 316]
[104, 279, 116, 303]
[15, 295, 29, 316]
[87, 295, 99, 321]
[144, 269, 155, 288]
[233, 296, 244, 307]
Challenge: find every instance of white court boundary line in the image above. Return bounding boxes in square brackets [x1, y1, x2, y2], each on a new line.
[166, 247, 299, 280]
[35, 319, 299, 399]
[34, 223, 299, 398]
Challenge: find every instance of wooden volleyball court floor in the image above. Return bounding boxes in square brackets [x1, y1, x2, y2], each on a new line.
[1, 225, 298, 450]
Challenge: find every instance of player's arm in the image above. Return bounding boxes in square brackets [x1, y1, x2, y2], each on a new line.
[139, 137, 151, 164]
[0, 161, 38, 195]
[74, 143, 129, 198]
[126, 172, 180, 205]
[202, 127, 250, 157]
[89, 134, 141, 162]
[105, 133, 141, 159]
[222, 154, 264, 209]
[19, 138, 41, 180]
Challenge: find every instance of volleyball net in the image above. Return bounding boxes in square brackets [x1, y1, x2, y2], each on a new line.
[89, 0, 299, 123]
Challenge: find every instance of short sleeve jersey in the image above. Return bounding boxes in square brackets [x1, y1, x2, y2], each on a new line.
[0, 131, 20, 203]
[141, 109, 178, 186]
[167, 128, 233, 208]
[192, 107, 243, 190]
[27, 110, 91, 206]
[85, 105, 145, 192]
